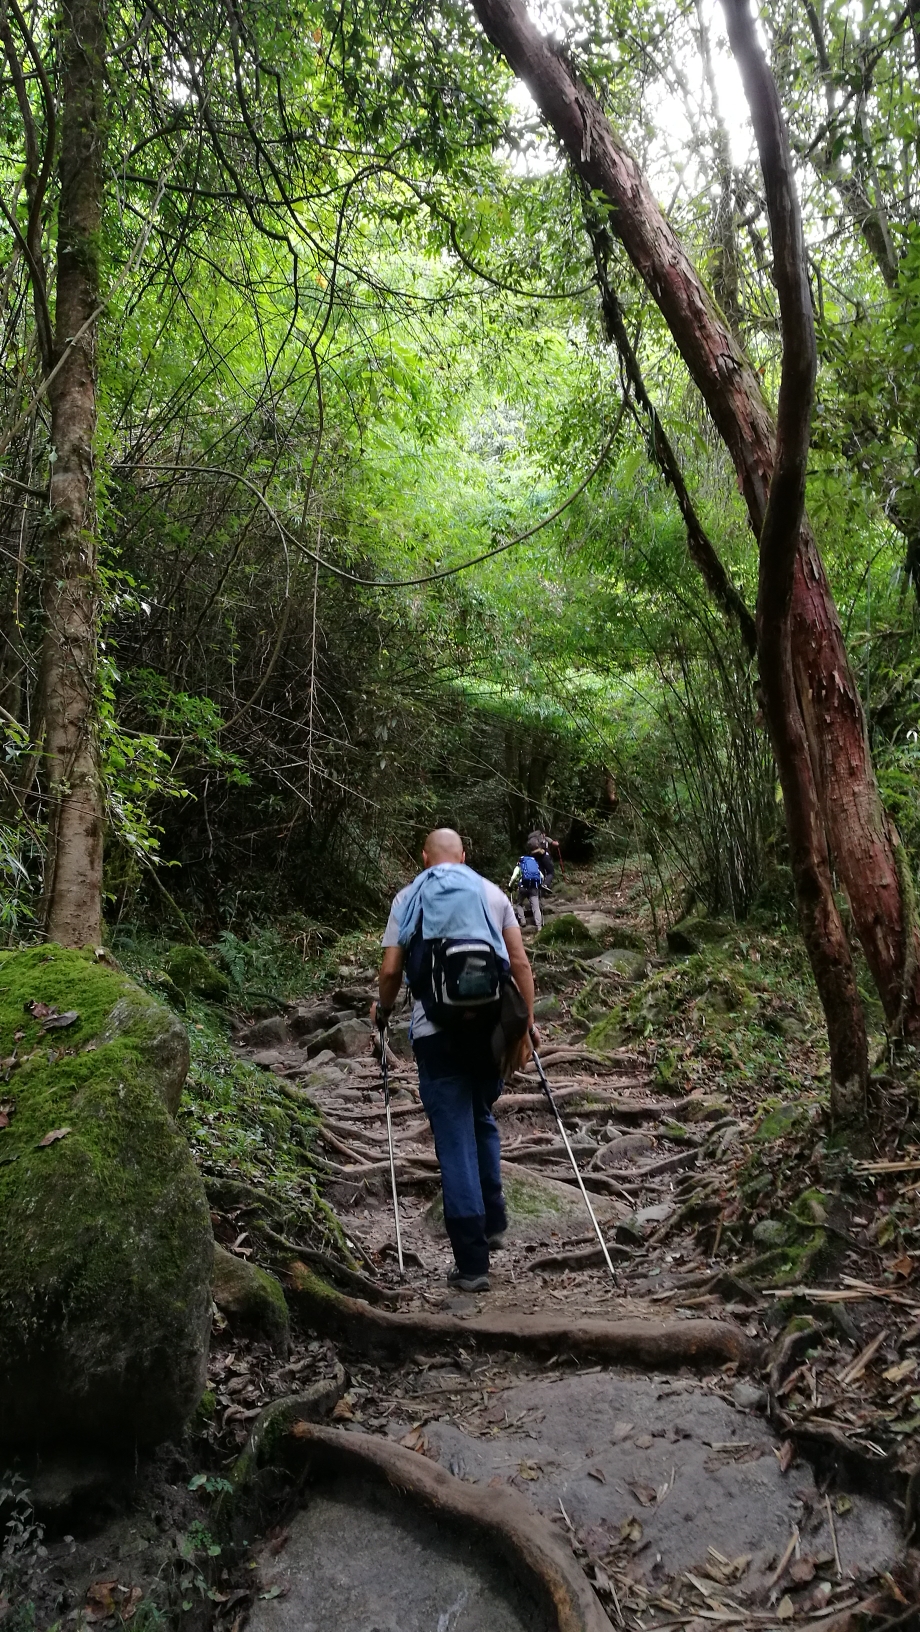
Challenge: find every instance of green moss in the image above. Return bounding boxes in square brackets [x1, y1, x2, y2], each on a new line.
[605, 928, 647, 952]
[585, 1006, 625, 1053]
[147, 969, 187, 1010]
[502, 1169, 568, 1218]
[755, 1100, 811, 1141]
[534, 914, 598, 949]
[668, 913, 734, 953]
[764, 1229, 828, 1287]
[165, 945, 230, 1001]
[195, 1389, 217, 1423]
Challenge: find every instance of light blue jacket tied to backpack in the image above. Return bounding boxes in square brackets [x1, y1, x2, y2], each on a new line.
[394, 863, 506, 958]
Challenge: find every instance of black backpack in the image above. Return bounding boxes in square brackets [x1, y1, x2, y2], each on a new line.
[405, 926, 506, 1028]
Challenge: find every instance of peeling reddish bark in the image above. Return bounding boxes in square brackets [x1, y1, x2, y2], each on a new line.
[468, 0, 920, 1042]
[722, 0, 866, 1117]
[41, 0, 106, 946]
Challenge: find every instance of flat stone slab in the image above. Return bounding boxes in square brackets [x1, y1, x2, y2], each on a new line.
[425, 1163, 623, 1246]
[414, 1372, 898, 1588]
[248, 1478, 551, 1632]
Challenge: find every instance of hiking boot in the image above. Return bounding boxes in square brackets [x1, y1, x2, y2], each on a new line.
[447, 1267, 490, 1292]
[487, 1231, 506, 1251]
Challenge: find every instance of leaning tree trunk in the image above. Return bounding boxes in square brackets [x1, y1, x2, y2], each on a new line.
[722, 0, 867, 1117]
[468, 0, 920, 1045]
[41, 0, 106, 946]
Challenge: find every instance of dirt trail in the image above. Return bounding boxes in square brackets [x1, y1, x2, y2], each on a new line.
[230, 868, 912, 1630]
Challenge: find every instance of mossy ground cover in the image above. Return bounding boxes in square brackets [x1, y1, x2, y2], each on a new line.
[112, 927, 357, 1267]
[585, 932, 837, 1098]
[111, 924, 369, 1201]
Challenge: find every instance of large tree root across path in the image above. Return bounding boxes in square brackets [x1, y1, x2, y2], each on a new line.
[238, 1409, 612, 1632]
[285, 1261, 761, 1369]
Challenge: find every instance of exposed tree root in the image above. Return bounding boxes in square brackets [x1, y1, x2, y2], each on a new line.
[495, 1087, 698, 1118]
[253, 1225, 413, 1306]
[525, 1242, 634, 1273]
[229, 1366, 347, 1492]
[278, 1421, 612, 1632]
[781, 1418, 907, 1512]
[284, 1265, 761, 1369]
[800, 1596, 889, 1632]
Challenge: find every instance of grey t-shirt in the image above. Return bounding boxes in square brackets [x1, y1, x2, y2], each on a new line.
[382, 869, 516, 1039]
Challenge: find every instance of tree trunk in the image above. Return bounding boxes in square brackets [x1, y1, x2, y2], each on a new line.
[41, 0, 106, 946]
[723, 0, 867, 1118]
[468, 0, 920, 1043]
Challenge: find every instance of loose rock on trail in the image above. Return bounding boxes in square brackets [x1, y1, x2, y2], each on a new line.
[221, 866, 915, 1632]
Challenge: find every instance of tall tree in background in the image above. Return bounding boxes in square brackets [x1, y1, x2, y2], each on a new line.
[41, 0, 107, 945]
[467, 0, 920, 1094]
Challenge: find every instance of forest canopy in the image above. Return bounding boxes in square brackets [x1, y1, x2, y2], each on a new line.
[2, 0, 920, 1119]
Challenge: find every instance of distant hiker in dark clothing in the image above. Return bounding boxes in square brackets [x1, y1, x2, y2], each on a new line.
[509, 852, 544, 930]
[526, 829, 563, 891]
[374, 828, 536, 1293]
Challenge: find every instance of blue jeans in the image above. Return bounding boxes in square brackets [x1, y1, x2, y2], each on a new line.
[414, 1031, 506, 1276]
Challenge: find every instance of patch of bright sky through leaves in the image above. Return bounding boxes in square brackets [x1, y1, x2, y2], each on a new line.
[509, 0, 758, 188]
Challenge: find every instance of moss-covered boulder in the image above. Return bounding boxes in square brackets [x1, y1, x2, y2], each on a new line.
[534, 914, 598, 950]
[164, 944, 230, 1002]
[666, 917, 732, 955]
[0, 945, 213, 1450]
[212, 1244, 289, 1352]
[425, 1164, 622, 1245]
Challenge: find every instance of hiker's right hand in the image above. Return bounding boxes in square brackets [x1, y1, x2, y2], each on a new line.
[370, 1000, 391, 1032]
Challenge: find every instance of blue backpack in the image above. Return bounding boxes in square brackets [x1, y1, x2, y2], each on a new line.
[519, 854, 543, 889]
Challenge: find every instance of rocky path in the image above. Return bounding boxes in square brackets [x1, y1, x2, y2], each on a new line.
[225, 870, 914, 1632]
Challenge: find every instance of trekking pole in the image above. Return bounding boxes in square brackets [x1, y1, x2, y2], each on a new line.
[377, 1012, 405, 1276]
[529, 1031, 617, 1280]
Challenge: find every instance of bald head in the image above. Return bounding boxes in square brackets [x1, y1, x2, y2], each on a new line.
[422, 827, 465, 866]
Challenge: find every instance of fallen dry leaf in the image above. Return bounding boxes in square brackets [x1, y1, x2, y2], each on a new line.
[42, 1009, 79, 1030]
[884, 1358, 916, 1382]
[83, 1581, 139, 1623]
[37, 1127, 71, 1147]
[889, 1253, 914, 1279]
[776, 1595, 794, 1620]
[0, 1103, 13, 1128]
[331, 1396, 354, 1420]
[399, 1425, 428, 1453]
[26, 999, 54, 1020]
[777, 1439, 795, 1473]
[587, 1467, 606, 1483]
[788, 1557, 816, 1585]
[611, 1420, 634, 1443]
[517, 1459, 541, 1480]
[627, 1481, 658, 1507]
[620, 1515, 643, 1543]
[633, 1433, 653, 1448]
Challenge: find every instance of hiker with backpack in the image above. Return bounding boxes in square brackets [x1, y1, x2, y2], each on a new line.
[526, 828, 563, 891]
[373, 827, 536, 1293]
[509, 851, 545, 930]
